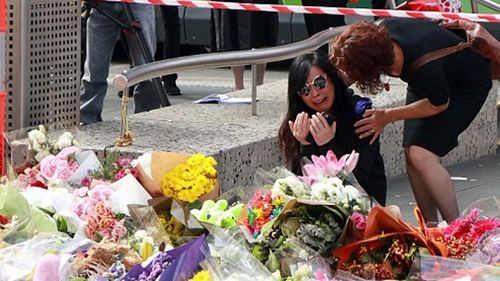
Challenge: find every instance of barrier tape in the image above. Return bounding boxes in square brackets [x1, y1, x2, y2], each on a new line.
[100, 0, 500, 22]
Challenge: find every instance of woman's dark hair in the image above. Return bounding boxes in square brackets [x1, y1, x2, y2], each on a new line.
[330, 21, 394, 95]
[278, 51, 357, 173]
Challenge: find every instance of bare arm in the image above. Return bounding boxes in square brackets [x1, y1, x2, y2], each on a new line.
[355, 98, 449, 144]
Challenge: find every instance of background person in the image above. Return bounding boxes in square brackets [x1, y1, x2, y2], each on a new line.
[160, 5, 182, 96]
[212, 0, 279, 90]
[278, 51, 387, 205]
[80, 3, 160, 125]
[331, 19, 493, 224]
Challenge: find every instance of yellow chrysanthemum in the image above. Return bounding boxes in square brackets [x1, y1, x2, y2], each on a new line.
[189, 270, 212, 281]
[161, 154, 218, 203]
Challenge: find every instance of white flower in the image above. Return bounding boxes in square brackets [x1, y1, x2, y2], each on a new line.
[28, 128, 47, 146]
[272, 176, 310, 199]
[343, 185, 362, 200]
[54, 210, 79, 234]
[56, 132, 73, 149]
[311, 181, 331, 201]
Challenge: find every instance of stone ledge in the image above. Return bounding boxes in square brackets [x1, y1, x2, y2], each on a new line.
[80, 80, 498, 189]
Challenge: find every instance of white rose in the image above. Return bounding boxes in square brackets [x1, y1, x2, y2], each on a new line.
[56, 133, 73, 149]
[38, 125, 47, 134]
[35, 131, 47, 144]
[28, 129, 40, 142]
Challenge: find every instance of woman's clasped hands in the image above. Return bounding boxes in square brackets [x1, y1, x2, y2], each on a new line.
[288, 112, 336, 146]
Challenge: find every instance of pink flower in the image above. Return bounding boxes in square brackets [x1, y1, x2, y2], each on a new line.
[351, 212, 367, 232]
[299, 150, 359, 185]
[56, 146, 80, 160]
[80, 176, 91, 187]
[343, 150, 360, 173]
[116, 156, 132, 167]
[115, 169, 126, 181]
[111, 220, 127, 239]
[39, 155, 58, 178]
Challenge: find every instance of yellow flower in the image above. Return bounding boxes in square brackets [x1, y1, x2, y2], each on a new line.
[189, 270, 212, 281]
[254, 208, 263, 219]
[161, 154, 217, 203]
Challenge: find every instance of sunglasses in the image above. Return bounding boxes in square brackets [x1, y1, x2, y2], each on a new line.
[297, 74, 328, 97]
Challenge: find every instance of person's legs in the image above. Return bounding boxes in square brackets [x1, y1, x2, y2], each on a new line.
[123, 3, 161, 113]
[405, 147, 439, 224]
[232, 66, 245, 90]
[80, 3, 121, 124]
[256, 63, 266, 86]
[160, 5, 181, 95]
[405, 145, 459, 223]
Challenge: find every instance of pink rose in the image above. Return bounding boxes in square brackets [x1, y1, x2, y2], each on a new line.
[56, 146, 80, 160]
[112, 220, 127, 239]
[39, 155, 58, 178]
[351, 212, 367, 232]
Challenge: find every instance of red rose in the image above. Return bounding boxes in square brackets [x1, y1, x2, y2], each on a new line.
[0, 214, 11, 225]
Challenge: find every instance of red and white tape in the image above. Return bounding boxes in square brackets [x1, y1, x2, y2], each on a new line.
[105, 0, 500, 22]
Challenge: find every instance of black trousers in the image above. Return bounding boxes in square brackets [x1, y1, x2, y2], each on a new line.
[160, 5, 180, 85]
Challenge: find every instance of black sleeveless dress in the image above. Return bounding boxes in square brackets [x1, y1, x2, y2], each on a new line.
[382, 18, 492, 157]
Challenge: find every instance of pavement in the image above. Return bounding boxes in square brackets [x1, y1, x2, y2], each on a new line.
[102, 62, 500, 224]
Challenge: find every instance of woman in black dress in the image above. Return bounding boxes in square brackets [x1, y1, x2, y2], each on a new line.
[278, 51, 387, 205]
[331, 19, 493, 224]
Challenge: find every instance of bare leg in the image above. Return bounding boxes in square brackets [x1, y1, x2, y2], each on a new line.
[405, 145, 459, 223]
[232, 65, 245, 90]
[405, 147, 438, 224]
[256, 63, 267, 86]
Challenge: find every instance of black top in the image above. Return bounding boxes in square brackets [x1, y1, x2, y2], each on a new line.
[300, 93, 387, 205]
[382, 18, 492, 157]
[382, 18, 492, 106]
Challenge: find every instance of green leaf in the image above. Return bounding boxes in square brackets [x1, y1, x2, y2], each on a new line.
[56, 216, 68, 233]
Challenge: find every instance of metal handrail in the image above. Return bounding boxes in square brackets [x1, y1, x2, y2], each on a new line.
[470, 0, 500, 13]
[112, 26, 346, 146]
[113, 26, 346, 92]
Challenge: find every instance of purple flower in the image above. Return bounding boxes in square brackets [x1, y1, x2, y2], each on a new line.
[354, 97, 373, 115]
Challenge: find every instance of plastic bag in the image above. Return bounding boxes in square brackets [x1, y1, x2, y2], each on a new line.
[407, 254, 500, 281]
[0, 233, 77, 281]
[467, 229, 500, 266]
[460, 196, 500, 220]
[204, 227, 278, 280]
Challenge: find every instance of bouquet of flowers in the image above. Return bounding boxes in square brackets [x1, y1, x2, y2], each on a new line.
[435, 208, 500, 259]
[90, 152, 139, 182]
[241, 189, 286, 239]
[161, 154, 218, 203]
[16, 166, 48, 190]
[270, 151, 370, 215]
[276, 205, 346, 257]
[39, 146, 81, 182]
[26, 125, 78, 164]
[334, 206, 447, 280]
[191, 199, 244, 229]
[338, 233, 423, 279]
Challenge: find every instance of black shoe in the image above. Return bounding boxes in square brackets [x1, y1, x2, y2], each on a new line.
[165, 84, 181, 96]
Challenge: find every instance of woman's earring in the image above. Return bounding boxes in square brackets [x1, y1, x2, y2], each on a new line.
[382, 75, 390, 92]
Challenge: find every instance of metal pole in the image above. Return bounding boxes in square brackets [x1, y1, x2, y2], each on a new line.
[251, 63, 257, 116]
[470, 0, 479, 13]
